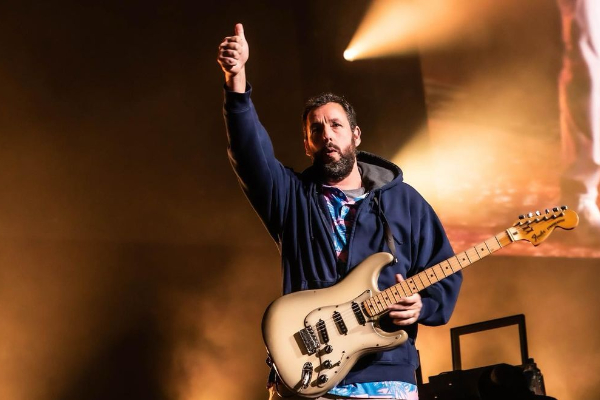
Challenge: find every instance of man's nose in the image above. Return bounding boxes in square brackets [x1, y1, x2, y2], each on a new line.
[321, 125, 334, 141]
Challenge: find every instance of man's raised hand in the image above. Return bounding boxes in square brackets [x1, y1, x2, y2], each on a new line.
[217, 23, 249, 92]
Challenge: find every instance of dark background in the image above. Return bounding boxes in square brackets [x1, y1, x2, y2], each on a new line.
[0, 1, 598, 400]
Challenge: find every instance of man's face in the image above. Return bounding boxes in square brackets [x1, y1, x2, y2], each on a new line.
[304, 102, 361, 181]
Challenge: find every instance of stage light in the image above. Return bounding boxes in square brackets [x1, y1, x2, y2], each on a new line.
[344, 0, 503, 61]
[343, 49, 357, 61]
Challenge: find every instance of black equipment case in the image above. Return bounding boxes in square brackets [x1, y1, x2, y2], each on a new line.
[418, 314, 554, 400]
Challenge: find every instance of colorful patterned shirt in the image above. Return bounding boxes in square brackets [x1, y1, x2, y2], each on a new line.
[321, 185, 419, 399]
[328, 381, 419, 399]
[321, 185, 367, 264]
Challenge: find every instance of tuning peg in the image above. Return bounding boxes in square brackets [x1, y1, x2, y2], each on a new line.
[527, 212, 534, 218]
[535, 210, 541, 216]
[553, 207, 559, 212]
[561, 205, 568, 210]
[545, 209, 550, 214]
[518, 214, 525, 219]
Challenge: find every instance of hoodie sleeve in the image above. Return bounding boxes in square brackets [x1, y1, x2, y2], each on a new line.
[412, 203, 463, 326]
[223, 84, 292, 240]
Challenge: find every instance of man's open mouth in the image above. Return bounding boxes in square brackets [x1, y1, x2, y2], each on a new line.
[325, 145, 339, 155]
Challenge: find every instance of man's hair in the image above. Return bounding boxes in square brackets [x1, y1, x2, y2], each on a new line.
[301, 93, 357, 140]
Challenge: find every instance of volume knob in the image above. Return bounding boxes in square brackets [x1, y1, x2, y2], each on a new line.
[318, 374, 329, 384]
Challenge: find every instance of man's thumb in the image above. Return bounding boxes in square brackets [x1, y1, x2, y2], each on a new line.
[235, 23, 245, 39]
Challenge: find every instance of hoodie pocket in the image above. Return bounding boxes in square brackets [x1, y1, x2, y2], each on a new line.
[371, 337, 418, 368]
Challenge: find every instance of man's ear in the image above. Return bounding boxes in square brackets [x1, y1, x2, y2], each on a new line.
[354, 126, 362, 147]
[304, 138, 312, 158]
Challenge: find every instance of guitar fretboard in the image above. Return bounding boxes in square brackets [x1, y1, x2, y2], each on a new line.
[362, 230, 514, 317]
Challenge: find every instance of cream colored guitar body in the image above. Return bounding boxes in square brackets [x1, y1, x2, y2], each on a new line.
[262, 253, 407, 398]
[262, 208, 578, 398]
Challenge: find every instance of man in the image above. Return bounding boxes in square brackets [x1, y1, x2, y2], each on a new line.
[217, 23, 462, 400]
[557, 0, 600, 243]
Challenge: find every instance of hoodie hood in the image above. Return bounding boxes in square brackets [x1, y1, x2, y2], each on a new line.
[356, 151, 403, 191]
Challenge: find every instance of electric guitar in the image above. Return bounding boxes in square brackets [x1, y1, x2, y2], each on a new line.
[261, 207, 579, 398]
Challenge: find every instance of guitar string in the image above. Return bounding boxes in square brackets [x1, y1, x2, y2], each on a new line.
[308, 289, 412, 333]
[313, 279, 427, 329]
[307, 264, 461, 330]
[305, 231, 522, 333]
[302, 218, 566, 346]
[305, 243, 495, 333]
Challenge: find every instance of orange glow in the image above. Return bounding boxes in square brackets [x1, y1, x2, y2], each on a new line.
[165, 252, 280, 400]
[391, 120, 520, 216]
[344, 0, 505, 60]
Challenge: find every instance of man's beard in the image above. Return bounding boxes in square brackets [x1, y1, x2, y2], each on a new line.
[312, 140, 357, 183]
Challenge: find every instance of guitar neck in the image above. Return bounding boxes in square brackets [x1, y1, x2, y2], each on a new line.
[363, 230, 514, 318]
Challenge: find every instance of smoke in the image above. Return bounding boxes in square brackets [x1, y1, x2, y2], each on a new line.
[163, 249, 281, 400]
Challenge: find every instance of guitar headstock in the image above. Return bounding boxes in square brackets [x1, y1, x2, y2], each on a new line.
[507, 206, 579, 246]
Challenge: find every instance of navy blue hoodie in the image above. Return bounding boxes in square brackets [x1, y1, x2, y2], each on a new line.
[224, 85, 462, 386]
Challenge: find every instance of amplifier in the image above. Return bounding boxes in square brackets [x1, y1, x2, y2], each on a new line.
[419, 361, 549, 400]
[418, 315, 555, 400]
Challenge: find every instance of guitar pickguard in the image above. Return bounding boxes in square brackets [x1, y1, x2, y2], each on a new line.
[296, 290, 407, 390]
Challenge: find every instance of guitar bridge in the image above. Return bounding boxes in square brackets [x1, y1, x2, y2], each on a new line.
[298, 326, 320, 355]
[316, 319, 329, 343]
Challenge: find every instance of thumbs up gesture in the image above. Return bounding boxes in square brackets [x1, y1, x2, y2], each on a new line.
[217, 23, 249, 84]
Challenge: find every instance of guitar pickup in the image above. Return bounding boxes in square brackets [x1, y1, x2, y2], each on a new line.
[316, 319, 329, 344]
[333, 311, 348, 335]
[299, 326, 320, 355]
[352, 302, 367, 325]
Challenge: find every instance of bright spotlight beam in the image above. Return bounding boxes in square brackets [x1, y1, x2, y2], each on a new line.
[344, 0, 501, 61]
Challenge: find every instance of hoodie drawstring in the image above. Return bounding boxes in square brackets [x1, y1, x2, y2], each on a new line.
[373, 192, 399, 264]
[308, 183, 315, 240]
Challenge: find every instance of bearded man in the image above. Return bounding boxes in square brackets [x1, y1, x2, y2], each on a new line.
[218, 23, 462, 400]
